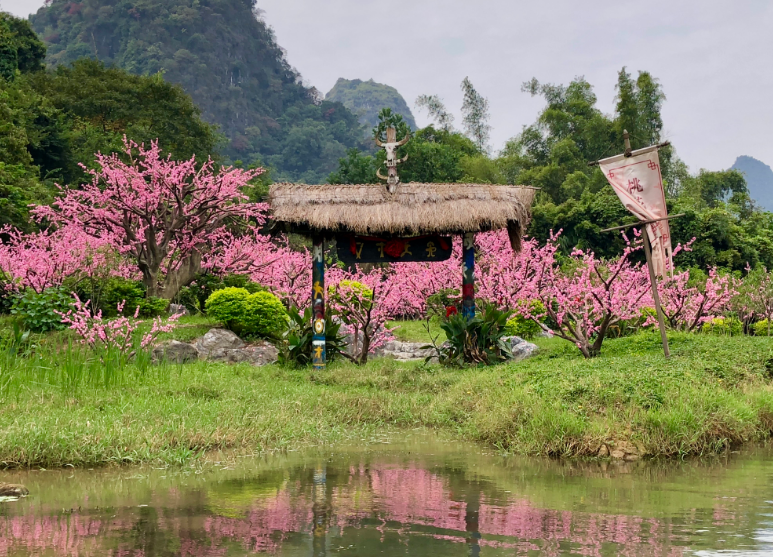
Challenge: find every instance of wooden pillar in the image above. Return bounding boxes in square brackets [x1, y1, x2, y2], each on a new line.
[462, 232, 476, 319]
[312, 236, 326, 370]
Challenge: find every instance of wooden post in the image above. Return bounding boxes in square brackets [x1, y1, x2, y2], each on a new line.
[642, 230, 671, 358]
[623, 129, 632, 157]
[311, 236, 326, 370]
[462, 232, 476, 319]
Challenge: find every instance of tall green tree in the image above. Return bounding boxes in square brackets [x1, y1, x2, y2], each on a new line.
[0, 13, 46, 81]
[415, 94, 455, 132]
[460, 77, 490, 153]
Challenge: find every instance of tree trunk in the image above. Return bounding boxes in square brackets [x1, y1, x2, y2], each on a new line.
[158, 252, 202, 300]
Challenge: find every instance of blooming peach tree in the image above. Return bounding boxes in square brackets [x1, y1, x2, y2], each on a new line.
[33, 139, 267, 299]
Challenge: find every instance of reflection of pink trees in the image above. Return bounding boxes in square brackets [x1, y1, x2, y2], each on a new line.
[203, 491, 312, 553]
[0, 463, 745, 556]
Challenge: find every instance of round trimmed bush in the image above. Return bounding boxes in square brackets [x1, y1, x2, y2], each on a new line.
[205, 287, 251, 332]
[205, 287, 286, 338]
[242, 291, 288, 337]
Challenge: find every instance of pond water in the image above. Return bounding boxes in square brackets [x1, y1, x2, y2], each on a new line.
[2, 433, 773, 556]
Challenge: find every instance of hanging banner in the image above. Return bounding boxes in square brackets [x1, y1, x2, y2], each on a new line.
[599, 146, 673, 276]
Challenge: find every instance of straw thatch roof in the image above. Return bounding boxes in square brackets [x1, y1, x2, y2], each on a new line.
[268, 182, 538, 250]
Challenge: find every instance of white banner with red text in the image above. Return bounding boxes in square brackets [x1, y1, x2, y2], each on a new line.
[599, 146, 673, 276]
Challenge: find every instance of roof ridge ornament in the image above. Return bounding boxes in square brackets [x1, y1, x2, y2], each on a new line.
[375, 126, 410, 193]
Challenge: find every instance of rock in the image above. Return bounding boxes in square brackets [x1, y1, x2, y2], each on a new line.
[503, 336, 539, 362]
[608, 440, 640, 461]
[0, 484, 29, 498]
[195, 329, 245, 357]
[152, 341, 199, 364]
[377, 340, 436, 361]
[208, 340, 278, 366]
[169, 303, 189, 316]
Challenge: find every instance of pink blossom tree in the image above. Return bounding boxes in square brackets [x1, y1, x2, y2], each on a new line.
[524, 236, 652, 358]
[33, 139, 267, 299]
[657, 268, 737, 331]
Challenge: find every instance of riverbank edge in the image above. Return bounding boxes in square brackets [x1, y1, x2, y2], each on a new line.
[2, 331, 773, 468]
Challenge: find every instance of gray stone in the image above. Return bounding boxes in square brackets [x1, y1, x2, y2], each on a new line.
[377, 340, 436, 361]
[152, 340, 199, 364]
[208, 340, 278, 366]
[503, 336, 539, 362]
[195, 328, 245, 357]
[169, 303, 189, 316]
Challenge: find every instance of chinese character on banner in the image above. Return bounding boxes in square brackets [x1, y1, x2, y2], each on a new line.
[599, 148, 673, 277]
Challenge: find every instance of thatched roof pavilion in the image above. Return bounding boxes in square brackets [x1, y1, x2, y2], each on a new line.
[268, 182, 538, 250]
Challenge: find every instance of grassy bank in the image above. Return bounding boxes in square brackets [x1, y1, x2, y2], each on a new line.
[2, 321, 773, 468]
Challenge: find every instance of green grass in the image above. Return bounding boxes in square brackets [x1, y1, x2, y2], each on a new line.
[387, 319, 443, 343]
[2, 325, 773, 468]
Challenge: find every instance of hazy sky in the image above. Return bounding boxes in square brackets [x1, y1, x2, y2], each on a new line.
[5, 0, 772, 171]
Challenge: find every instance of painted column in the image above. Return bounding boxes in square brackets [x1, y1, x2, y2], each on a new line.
[462, 232, 476, 319]
[312, 236, 326, 370]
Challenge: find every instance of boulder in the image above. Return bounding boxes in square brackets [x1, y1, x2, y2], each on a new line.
[503, 336, 539, 362]
[377, 340, 436, 361]
[208, 341, 279, 366]
[0, 484, 29, 498]
[169, 303, 189, 316]
[195, 329, 245, 357]
[152, 341, 199, 364]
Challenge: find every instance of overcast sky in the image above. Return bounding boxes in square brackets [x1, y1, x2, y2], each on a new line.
[4, 0, 772, 171]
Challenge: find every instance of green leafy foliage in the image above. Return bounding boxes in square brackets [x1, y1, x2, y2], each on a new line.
[205, 287, 286, 338]
[276, 306, 347, 367]
[504, 300, 546, 340]
[753, 320, 772, 337]
[702, 317, 743, 336]
[175, 273, 265, 315]
[0, 12, 46, 81]
[10, 287, 72, 332]
[31, 0, 366, 183]
[425, 288, 460, 320]
[428, 304, 513, 366]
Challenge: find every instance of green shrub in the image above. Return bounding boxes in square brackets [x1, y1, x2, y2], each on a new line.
[329, 280, 373, 306]
[138, 296, 169, 317]
[76, 277, 168, 318]
[503, 300, 545, 339]
[753, 320, 772, 336]
[205, 287, 286, 338]
[176, 273, 265, 314]
[425, 288, 460, 320]
[429, 302, 512, 366]
[702, 317, 743, 336]
[10, 287, 73, 333]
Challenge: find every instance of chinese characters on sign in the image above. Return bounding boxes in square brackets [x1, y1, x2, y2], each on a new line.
[336, 235, 453, 264]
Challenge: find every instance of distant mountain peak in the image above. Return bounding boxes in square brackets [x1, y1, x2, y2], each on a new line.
[326, 78, 417, 132]
[732, 155, 773, 211]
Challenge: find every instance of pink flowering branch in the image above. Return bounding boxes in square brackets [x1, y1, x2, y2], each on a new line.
[57, 295, 181, 359]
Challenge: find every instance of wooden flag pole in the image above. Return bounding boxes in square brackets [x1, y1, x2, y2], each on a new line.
[641, 230, 671, 358]
[596, 131, 679, 359]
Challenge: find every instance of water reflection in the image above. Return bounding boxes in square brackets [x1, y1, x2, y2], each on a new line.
[1, 436, 772, 556]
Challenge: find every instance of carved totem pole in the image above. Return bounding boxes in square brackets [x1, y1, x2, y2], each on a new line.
[375, 126, 410, 193]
